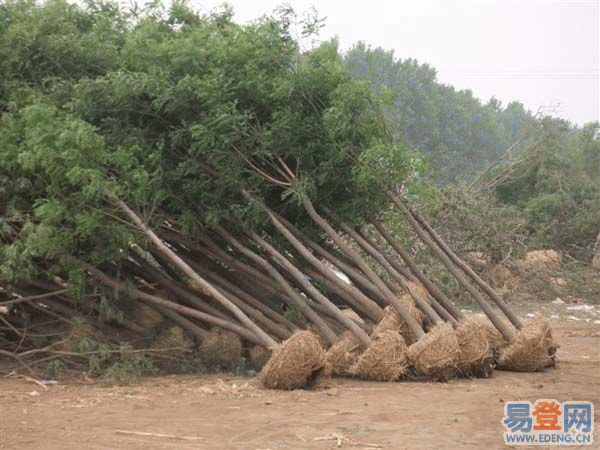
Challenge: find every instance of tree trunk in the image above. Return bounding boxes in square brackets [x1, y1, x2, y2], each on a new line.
[84, 263, 270, 347]
[270, 209, 384, 322]
[275, 214, 387, 306]
[241, 190, 384, 323]
[367, 212, 463, 325]
[123, 256, 231, 321]
[410, 208, 522, 329]
[250, 231, 372, 347]
[301, 195, 424, 339]
[153, 305, 209, 340]
[327, 212, 443, 324]
[214, 225, 338, 345]
[387, 191, 516, 342]
[109, 195, 277, 348]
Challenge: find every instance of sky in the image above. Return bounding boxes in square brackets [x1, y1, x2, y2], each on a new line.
[192, 0, 599, 126]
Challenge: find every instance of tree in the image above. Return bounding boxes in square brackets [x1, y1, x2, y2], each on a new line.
[473, 117, 600, 258]
[343, 43, 538, 184]
[0, 0, 409, 360]
[0, 0, 553, 379]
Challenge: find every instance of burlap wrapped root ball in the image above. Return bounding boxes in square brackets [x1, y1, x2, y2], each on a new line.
[471, 315, 510, 352]
[455, 318, 494, 377]
[406, 322, 461, 379]
[497, 314, 557, 372]
[259, 330, 326, 390]
[249, 345, 271, 371]
[525, 249, 562, 272]
[372, 293, 425, 345]
[350, 330, 408, 381]
[325, 331, 364, 377]
[405, 281, 432, 305]
[199, 327, 243, 369]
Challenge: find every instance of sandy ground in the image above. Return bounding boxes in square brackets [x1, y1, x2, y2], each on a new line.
[1, 320, 599, 450]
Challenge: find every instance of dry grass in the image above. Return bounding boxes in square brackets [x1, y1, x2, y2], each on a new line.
[525, 250, 562, 272]
[470, 315, 509, 351]
[248, 345, 271, 372]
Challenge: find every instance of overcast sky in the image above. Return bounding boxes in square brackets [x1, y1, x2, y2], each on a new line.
[192, 0, 599, 126]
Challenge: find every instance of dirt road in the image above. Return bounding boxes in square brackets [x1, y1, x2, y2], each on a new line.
[1, 321, 598, 450]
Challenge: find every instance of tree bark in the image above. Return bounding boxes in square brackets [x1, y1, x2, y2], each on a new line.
[275, 214, 387, 306]
[85, 263, 269, 347]
[153, 305, 209, 340]
[335, 218, 443, 324]
[269, 206, 384, 322]
[123, 256, 231, 321]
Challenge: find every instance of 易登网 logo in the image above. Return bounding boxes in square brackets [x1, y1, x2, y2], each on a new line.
[503, 399, 594, 445]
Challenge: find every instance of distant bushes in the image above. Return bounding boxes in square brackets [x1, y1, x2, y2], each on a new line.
[429, 120, 600, 261]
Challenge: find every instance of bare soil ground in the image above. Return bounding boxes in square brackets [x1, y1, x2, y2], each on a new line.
[1, 319, 599, 450]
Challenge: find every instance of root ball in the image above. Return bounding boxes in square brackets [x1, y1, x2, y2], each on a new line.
[350, 330, 408, 381]
[259, 330, 326, 390]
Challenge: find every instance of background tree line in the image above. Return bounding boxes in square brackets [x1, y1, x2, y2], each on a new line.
[343, 42, 600, 259]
